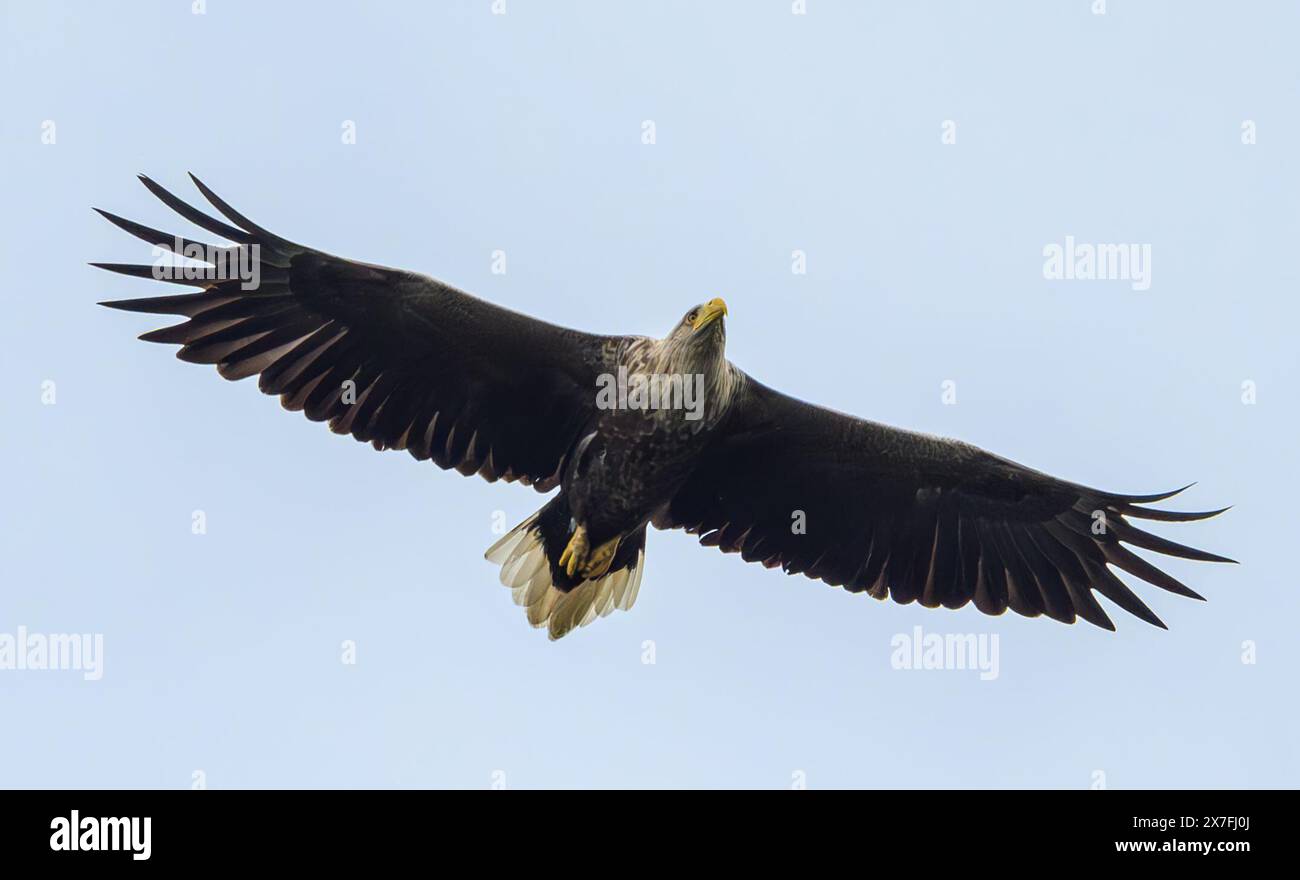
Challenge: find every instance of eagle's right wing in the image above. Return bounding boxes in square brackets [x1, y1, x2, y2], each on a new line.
[96, 174, 618, 490]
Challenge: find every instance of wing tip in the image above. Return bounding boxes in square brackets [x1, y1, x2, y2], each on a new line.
[1122, 503, 1232, 523]
[1118, 482, 1196, 503]
[91, 207, 130, 230]
[1140, 603, 1170, 630]
[1191, 549, 1237, 565]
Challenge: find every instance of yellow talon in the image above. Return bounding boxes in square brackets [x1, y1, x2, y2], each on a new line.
[581, 535, 621, 579]
[559, 526, 589, 578]
[557, 526, 620, 579]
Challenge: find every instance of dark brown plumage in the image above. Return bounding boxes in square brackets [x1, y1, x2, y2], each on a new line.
[96, 174, 1232, 639]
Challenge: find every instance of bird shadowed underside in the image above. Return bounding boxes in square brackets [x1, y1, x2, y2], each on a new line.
[95, 174, 1234, 639]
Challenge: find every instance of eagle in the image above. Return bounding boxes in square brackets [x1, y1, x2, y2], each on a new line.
[95, 175, 1233, 640]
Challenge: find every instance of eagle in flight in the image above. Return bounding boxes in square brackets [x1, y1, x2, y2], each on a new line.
[96, 175, 1232, 639]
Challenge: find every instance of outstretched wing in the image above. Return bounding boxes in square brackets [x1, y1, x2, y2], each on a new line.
[96, 174, 616, 490]
[660, 373, 1233, 630]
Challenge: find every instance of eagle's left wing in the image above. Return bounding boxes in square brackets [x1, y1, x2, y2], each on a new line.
[658, 372, 1233, 630]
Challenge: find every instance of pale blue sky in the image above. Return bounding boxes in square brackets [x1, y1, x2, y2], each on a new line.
[2, 0, 1296, 788]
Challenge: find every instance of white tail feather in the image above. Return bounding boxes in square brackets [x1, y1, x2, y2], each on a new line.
[484, 516, 644, 640]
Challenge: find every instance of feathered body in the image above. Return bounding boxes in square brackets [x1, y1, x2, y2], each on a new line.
[568, 319, 737, 557]
[486, 304, 740, 637]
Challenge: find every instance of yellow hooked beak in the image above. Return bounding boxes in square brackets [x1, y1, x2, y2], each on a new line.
[691, 297, 729, 331]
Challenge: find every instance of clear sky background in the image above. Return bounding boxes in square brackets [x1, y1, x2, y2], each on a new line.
[2, 0, 1296, 789]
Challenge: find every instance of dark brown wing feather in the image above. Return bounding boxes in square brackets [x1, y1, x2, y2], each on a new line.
[96, 174, 616, 490]
[660, 373, 1233, 630]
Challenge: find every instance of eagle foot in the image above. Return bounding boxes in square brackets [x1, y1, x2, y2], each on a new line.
[582, 534, 621, 579]
[558, 526, 590, 578]
[558, 526, 621, 579]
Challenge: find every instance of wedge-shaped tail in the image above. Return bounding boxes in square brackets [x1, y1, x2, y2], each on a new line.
[486, 497, 646, 640]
